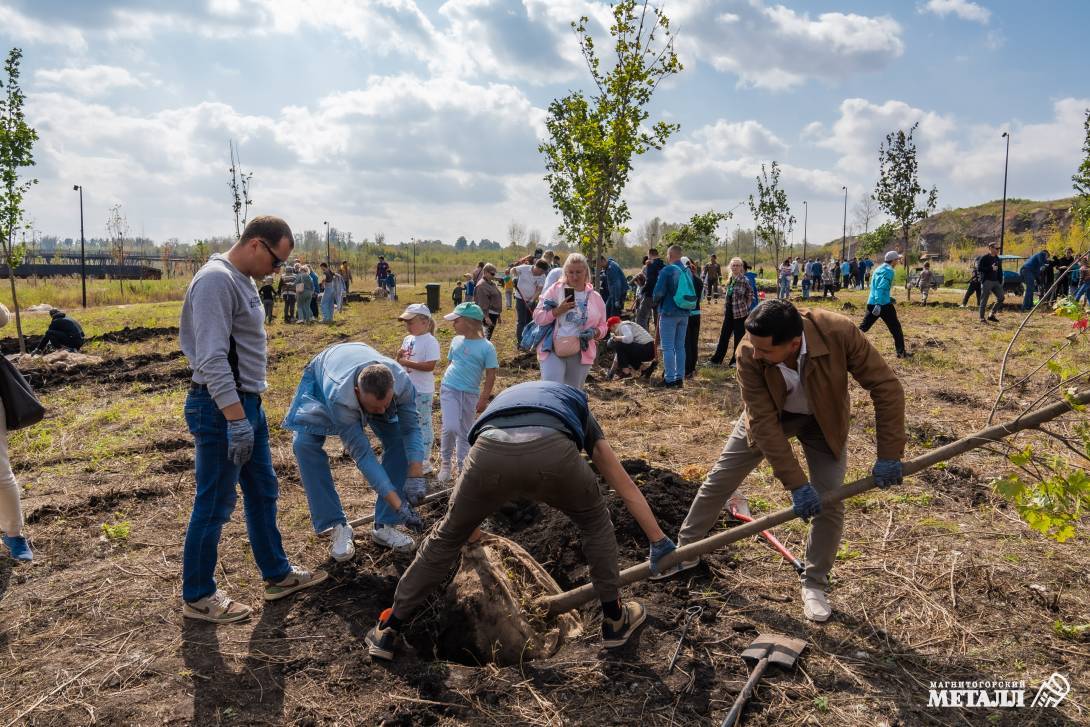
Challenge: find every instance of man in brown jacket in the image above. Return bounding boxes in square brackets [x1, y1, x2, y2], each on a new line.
[657, 300, 906, 622]
[472, 264, 503, 340]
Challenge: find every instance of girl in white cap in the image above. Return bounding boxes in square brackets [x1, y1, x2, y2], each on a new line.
[396, 304, 440, 474]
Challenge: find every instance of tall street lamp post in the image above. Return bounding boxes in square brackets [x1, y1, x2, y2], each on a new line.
[323, 220, 330, 266]
[841, 186, 848, 261]
[802, 200, 808, 262]
[73, 185, 87, 308]
[999, 131, 1010, 255]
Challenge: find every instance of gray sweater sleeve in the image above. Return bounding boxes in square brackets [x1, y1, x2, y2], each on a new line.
[184, 275, 241, 409]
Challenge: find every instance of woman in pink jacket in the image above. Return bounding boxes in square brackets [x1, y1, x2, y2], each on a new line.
[532, 253, 608, 390]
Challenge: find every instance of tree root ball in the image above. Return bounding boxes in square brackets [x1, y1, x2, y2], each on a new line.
[437, 533, 584, 666]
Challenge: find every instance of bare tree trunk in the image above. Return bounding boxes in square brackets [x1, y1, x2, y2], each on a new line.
[5, 235, 24, 354]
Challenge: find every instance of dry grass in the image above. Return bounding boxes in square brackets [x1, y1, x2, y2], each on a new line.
[0, 282, 1086, 725]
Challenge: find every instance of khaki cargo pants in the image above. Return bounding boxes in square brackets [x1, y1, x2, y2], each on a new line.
[392, 431, 620, 617]
[678, 413, 847, 590]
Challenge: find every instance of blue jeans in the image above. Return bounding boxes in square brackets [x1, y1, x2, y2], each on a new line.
[1075, 282, 1090, 304]
[659, 314, 688, 383]
[320, 290, 335, 321]
[293, 417, 410, 531]
[1021, 270, 1037, 311]
[778, 276, 790, 299]
[182, 388, 290, 603]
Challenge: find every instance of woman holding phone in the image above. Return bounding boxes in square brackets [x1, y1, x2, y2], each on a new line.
[532, 253, 608, 390]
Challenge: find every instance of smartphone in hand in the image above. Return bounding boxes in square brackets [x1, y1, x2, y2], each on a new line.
[564, 286, 575, 302]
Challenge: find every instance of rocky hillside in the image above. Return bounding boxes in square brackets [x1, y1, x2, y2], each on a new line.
[822, 197, 1076, 257]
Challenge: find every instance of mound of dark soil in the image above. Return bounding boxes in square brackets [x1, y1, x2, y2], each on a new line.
[0, 324, 178, 354]
[23, 351, 188, 392]
[486, 459, 698, 591]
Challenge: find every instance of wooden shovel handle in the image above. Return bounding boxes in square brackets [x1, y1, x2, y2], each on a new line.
[539, 388, 1090, 615]
[721, 656, 770, 727]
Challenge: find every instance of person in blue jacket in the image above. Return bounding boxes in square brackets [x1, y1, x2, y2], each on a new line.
[283, 342, 428, 559]
[1019, 250, 1050, 312]
[859, 251, 910, 358]
[745, 262, 760, 311]
[652, 245, 694, 388]
[598, 255, 629, 318]
[35, 309, 85, 352]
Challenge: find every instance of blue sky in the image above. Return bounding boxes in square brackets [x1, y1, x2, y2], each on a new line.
[1, 0, 1086, 247]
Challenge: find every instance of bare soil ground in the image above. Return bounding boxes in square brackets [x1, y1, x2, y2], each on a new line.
[0, 285, 1087, 726]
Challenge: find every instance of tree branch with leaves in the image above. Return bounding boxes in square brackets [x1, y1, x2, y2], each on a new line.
[539, 0, 681, 272]
[748, 161, 794, 268]
[874, 122, 937, 256]
[0, 48, 38, 354]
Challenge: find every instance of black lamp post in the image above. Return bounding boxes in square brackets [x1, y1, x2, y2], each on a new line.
[324, 220, 330, 266]
[841, 186, 848, 261]
[73, 184, 87, 308]
[999, 131, 1010, 256]
[802, 200, 808, 262]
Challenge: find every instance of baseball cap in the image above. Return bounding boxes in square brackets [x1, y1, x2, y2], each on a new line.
[606, 316, 622, 328]
[398, 303, 432, 320]
[987, 241, 999, 249]
[884, 251, 902, 262]
[443, 302, 485, 321]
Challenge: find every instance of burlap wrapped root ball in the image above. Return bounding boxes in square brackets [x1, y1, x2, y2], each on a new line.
[440, 533, 584, 666]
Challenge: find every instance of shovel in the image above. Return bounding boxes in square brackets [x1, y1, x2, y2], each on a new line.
[728, 503, 805, 575]
[720, 633, 807, 727]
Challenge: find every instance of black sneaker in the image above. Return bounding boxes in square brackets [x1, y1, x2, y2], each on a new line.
[640, 361, 658, 380]
[988, 315, 1000, 322]
[602, 601, 647, 649]
[366, 622, 399, 661]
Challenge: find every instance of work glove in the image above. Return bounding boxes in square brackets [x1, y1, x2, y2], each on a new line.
[871, 304, 882, 317]
[578, 328, 596, 351]
[396, 502, 425, 533]
[404, 477, 427, 506]
[872, 459, 903, 489]
[649, 536, 676, 575]
[225, 418, 255, 467]
[791, 483, 822, 521]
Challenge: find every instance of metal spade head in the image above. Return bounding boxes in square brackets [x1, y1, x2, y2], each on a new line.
[740, 633, 808, 669]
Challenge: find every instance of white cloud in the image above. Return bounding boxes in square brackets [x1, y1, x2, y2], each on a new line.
[35, 65, 146, 96]
[920, 0, 991, 25]
[0, 5, 86, 49]
[22, 74, 553, 242]
[673, 0, 904, 90]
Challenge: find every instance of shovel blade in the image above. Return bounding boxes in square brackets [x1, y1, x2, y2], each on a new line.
[741, 633, 807, 669]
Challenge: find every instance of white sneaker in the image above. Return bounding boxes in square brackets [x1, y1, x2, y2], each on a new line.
[372, 525, 415, 553]
[802, 586, 832, 622]
[437, 465, 451, 483]
[330, 523, 355, 562]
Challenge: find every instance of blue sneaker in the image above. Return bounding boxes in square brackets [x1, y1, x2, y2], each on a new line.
[2, 534, 33, 562]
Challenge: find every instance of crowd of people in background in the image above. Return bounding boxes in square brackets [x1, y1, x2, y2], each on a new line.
[257, 258, 353, 325]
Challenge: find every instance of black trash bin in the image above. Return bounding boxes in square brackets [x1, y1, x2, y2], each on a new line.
[425, 283, 441, 314]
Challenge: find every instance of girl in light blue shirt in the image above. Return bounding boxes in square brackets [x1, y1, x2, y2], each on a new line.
[438, 303, 497, 481]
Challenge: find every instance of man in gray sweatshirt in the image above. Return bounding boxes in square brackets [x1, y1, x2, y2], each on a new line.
[179, 216, 327, 624]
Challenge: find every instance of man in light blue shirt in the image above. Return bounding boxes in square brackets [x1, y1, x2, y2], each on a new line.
[859, 251, 910, 358]
[283, 342, 427, 557]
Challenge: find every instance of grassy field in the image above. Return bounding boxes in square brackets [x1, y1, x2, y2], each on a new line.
[0, 282, 1086, 725]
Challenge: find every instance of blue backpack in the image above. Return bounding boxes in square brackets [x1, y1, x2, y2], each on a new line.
[672, 266, 698, 310]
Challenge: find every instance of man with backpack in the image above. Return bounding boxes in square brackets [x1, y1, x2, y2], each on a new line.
[652, 245, 696, 388]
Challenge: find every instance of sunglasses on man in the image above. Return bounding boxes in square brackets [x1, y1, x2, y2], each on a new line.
[256, 238, 286, 269]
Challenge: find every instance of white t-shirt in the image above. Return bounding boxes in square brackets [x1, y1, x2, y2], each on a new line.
[513, 265, 543, 301]
[776, 332, 811, 415]
[400, 333, 440, 395]
[556, 290, 589, 337]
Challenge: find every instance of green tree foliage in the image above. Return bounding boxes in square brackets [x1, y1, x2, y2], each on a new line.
[857, 221, 897, 257]
[663, 210, 731, 263]
[0, 48, 38, 353]
[873, 122, 938, 255]
[539, 0, 681, 270]
[1072, 108, 1090, 229]
[748, 161, 794, 267]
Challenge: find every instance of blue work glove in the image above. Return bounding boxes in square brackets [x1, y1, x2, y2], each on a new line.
[404, 477, 427, 506]
[225, 418, 255, 467]
[872, 459, 903, 489]
[578, 328, 596, 351]
[791, 483, 822, 520]
[649, 536, 676, 575]
[396, 502, 425, 533]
